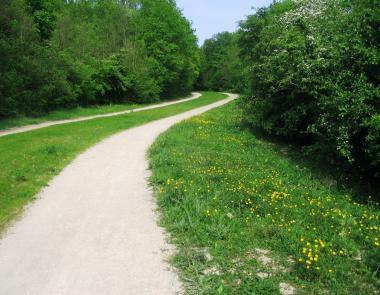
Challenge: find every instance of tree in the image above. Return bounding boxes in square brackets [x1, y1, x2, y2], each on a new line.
[26, 0, 57, 40]
[238, 0, 380, 178]
[0, 0, 200, 117]
[198, 32, 246, 93]
[130, 0, 200, 98]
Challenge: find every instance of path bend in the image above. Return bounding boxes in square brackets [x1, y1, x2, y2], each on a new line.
[0, 92, 202, 138]
[0, 93, 237, 295]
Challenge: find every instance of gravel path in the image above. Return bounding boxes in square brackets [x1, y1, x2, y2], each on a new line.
[0, 93, 237, 295]
[0, 92, 202, 138]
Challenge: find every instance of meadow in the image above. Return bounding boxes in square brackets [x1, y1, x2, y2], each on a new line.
[149, 101, 379, 294]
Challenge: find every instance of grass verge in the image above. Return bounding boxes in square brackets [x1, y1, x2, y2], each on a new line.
[0, 93, 196, 130]
[149, 101, 379, 294]
[0, 92, 227, 231]
[0, 103, 147, 130]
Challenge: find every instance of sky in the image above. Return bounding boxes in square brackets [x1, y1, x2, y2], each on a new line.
[176, 0, 273, 45]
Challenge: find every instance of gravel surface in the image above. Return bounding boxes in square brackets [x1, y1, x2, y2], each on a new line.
[0, 92, 202, 137]
[0, 94, 237, 295]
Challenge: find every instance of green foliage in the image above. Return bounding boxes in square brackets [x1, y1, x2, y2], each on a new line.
[25, 0, 58, 40]
[0, 0, 200, 119]
[0, 0, 75, 117]
[90, 51, 159, 104]
[238, 0, 380, 178]
[366, 114, 380, 176]
[198, 32, 247, 93]
[131, 0, 200, 98]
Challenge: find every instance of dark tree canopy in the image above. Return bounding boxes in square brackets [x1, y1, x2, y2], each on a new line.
[197, 32, 246, 93]
[0, 0, 200, 117]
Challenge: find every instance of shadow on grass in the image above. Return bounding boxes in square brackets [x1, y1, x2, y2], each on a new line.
[241, 122, 380, 204]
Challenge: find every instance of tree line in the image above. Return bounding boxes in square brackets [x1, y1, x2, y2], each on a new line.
[1, 0, 379, 182]
[0, 0, 199, 118]
[198, 0, 379, 183]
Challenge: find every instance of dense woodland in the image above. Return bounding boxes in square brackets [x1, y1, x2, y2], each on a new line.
[196, 32, 246, 93]
[0, 0, 199, 117]
[0, 0, 379, 182]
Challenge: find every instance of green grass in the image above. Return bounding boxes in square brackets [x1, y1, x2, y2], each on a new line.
[0, 92, 227, 231]
[149, 101, 380, 294]
[0, 94, 194, 130]
[0, 103, 146, 130]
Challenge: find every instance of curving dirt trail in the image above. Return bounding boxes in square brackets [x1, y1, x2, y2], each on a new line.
[0, 93, 237, 295]
[0, 92, 202, 138]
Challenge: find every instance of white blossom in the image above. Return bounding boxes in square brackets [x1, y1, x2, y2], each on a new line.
[278, 0, 343, 29]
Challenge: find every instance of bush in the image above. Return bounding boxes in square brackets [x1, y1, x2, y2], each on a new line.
[238, 0, 380, 178]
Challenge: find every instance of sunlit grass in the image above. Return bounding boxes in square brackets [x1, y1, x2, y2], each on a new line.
[0, 93, 195, 130]
[149, 101, 380, 294]
[0, 92, 227, 231]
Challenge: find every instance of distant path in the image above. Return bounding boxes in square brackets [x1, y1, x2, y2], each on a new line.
[0, 93, 238, 295]
[0, 92, 202, 137]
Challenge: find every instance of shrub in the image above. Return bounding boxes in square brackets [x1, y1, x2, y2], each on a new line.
[238, 0, 380, 178]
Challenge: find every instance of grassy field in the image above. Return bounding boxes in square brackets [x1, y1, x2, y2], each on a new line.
[0, 103, 148, 130]
[0, 94, 196, 130]
[149, 101, 380, 294]
[0, 92, 227, 231]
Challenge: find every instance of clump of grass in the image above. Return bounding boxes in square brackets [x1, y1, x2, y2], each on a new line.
[149, 101, 380, 294]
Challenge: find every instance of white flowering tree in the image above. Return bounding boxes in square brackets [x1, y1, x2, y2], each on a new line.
[239, 0, 379, 177]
